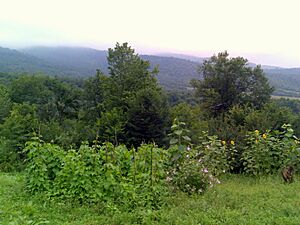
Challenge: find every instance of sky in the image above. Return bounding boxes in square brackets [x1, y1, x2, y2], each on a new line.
[0, 0, 300, 67]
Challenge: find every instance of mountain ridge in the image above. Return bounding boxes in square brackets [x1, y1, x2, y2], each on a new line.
[1, 46, 300, 97]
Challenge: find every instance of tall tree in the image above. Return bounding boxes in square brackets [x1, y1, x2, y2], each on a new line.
[106, 42, 158, 111]
[99, 42, 169, 146]
[191, 52, 274, 116]
[83, 69, 109, 121]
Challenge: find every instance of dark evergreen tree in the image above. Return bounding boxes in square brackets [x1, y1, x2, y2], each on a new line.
[126, 88, 169, 147]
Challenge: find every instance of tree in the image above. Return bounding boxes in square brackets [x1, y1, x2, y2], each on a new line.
[0, 103, 39, 151]
[83, 70, 109, 121]
[99, 42, 169, 146]
[126, 88, 169, 147]
[191, 52, 274, 116]
[106, 42, 158, 111]
[0, 85, 12, 123]
[9, 74, 81, 122]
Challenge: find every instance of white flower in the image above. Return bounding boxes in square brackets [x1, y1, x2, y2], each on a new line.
[202, 168, 209, 173]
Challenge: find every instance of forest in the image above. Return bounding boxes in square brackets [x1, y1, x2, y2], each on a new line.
[1, 43, 300, 224]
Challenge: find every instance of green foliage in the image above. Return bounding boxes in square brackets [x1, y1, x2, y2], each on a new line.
[0, 138, 24, 172]
[170, 103, 208, 144]
[96, 108, 126, 145]
[0, 103, 39, 151]
[191, 51, 274, 115]
[106, 42, 158, 110]
[10, 74, 81, 122]
[0, 103, 39, 171]
[82, 70, 108, 122]
[126, 87, 170, 147]
[168, 118, 191, 146]
[167, 122, 225, 194]
[39, 119, 91, 148]
[197, 132, 232, 176]
[24, 138, 168, 209]
[92, 42, 170, 146]
[0, 84, 12, 123]
[205, 103, 296, 172]
[242, 124, 300, 175]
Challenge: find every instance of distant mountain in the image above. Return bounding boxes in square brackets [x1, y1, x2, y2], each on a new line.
[142, 55, 200, 89]
[0, 47, 71, 75]
[21, 46, 108, 76]
[157, 53, 206, 63]
[21, 47, 201, 90]
[265, 68, 300, 97]
[158, 52, 282, 70]
[0, 46, 300, 97]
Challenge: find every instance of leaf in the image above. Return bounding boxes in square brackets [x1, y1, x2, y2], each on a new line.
[170, 138, 178, 145]
[174, 130, 183, 136]
[182, 136, 191, 141]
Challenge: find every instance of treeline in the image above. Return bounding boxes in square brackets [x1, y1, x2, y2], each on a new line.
[0, 43, 300, 173]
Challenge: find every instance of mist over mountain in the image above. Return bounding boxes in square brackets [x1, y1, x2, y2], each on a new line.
[21, 47, 108, 76]
[0, 46, 300, 97]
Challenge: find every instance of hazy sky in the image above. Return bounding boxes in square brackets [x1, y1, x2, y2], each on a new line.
[1, 0, 300, 67]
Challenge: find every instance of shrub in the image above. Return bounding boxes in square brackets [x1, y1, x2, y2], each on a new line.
[0, 138, 24, 172]
[24, 138, 168, 209]
[242, 124, 300, 175]
[168, 155, 220, 194]
[197, 132, 232, 176]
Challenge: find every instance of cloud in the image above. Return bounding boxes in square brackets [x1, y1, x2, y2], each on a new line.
[0, 0, 300, 66]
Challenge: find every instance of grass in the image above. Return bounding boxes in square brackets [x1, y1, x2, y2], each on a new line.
[1, 173, 300, 225]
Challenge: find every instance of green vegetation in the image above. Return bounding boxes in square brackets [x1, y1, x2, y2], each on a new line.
[1, 43, 300, 224]
[2, 173, 300, 225]
[191, 51, 273, 115]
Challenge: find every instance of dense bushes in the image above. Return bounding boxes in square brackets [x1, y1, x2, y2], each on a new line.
[24, 137, 169, 209]
[242, 124, 300, 175]
[24, 131, 233, 207]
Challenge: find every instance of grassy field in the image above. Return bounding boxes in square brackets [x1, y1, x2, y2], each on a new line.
[1, 173, 300, 225]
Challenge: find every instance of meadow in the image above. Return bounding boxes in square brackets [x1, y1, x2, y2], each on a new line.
[1, 173, 300, 225]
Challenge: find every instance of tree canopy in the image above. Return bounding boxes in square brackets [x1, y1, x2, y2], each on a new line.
[191, 52, 274, 115]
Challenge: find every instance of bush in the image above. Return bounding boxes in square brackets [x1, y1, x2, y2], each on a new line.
[24, 138, 169, 210]
[168, 155, 220, 194]
[0, 138, 24, 172]
[242, 124, 300, 175]
[167, 128, 225, 194]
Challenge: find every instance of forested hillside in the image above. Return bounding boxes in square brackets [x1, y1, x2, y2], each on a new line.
[0, 47, 76, 76]
[265, 68, 300, 97]
[0, 46, 300, 96]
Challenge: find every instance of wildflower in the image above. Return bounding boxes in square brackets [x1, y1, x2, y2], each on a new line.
[221, 140, 226, 145]
[262, 133, 267, 139]
[255, 139, 258, 144]
[230, 140, 235, 145]
[187, 146, 191, 151]
[255, 130, 259, 135]
[202, 168, 209, 173]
